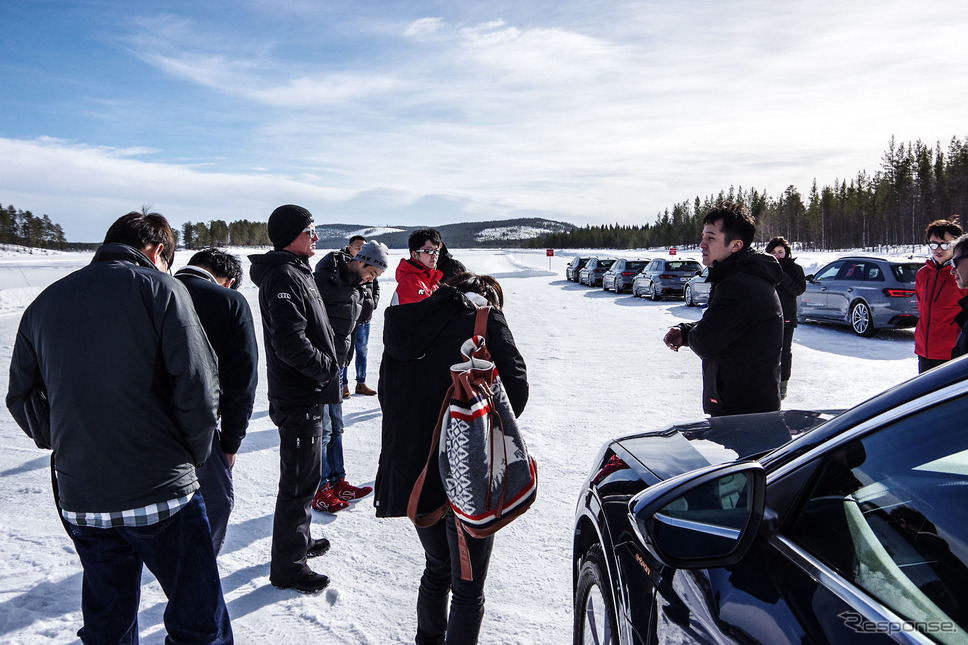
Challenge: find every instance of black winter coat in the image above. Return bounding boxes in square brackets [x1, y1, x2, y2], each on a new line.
[6, 243, 220, 512]
[313, 250, 363, 365]
[249, 250, 340, 407]
[374, 286, 529, 518]
[680, 249, 783, 417]
[175, 266, 259, 454]
[775, 256, 806, 326]
[952, 296, 968, 360]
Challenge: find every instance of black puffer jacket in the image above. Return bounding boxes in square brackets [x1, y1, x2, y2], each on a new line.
[374, 286, 529, 518]
[775, 256, 806, 326]
[6, 243, 220, 512]
[249, 250, 340, 407]
[680, 249, 783, 416]
[313, 250, 362, 365]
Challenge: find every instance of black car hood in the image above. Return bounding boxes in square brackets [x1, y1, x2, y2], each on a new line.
[615, 410, 840, 482]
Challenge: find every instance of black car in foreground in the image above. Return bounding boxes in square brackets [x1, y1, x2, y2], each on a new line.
[574, 357, 968, 644]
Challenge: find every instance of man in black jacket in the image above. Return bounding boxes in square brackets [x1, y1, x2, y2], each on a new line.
[175, 248, 258, 554]
[311, 240, 388, 512]
[6, 211, 231, 643]
[250, 204, 340, 593]
[663, 202, 783, 416]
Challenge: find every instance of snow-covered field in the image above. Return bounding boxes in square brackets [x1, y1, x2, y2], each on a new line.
[0, 246, 920, 643]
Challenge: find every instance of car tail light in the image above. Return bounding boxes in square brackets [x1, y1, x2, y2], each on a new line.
[621, 272, 636, 276]
[592, 454, 630, 485]
[884, 288, 916, 297]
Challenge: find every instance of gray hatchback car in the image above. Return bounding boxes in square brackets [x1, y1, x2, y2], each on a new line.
[798, 256, 920, 336]
[632, 258, 703, 300]
[602, 258, 650, 293]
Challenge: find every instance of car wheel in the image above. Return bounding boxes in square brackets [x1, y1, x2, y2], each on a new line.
[850, 301, 876, 337]
[574, 544, 617, 645]
[649, 282, 661, 301]
[684, 285, 694, 306]
[603, 280, 610, 292]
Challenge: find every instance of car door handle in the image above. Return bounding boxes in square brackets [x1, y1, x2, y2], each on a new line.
[847, 288, 853, 292]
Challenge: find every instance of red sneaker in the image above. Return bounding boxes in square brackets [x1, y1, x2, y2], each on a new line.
[312, 486, 349, 513]
[334, 478, 373, 501]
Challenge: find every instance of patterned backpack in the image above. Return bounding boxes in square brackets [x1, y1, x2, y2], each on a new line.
[408, 306, 538, 579]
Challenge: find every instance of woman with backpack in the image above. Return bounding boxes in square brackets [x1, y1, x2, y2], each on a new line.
[374, 272, 529, 645]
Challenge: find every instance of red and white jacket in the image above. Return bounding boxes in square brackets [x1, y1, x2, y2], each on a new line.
[391, 258, 442, 306]
[915, 258, 968, 360]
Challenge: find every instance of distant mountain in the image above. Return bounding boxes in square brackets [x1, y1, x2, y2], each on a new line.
[313, 218, 575, 250]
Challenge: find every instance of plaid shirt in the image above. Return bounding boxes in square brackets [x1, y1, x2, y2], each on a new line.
[62, 492, 194, 528]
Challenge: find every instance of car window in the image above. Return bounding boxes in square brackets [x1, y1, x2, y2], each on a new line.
[840, 261, 867, 280]
[892, 263, 921, 283]
[866, 264, 885, 281]
[667, 261, 701, 272]
[785, 397, 968, 640]
[598, 259, 615, 269]
[814, 261, 845, 281]
[627, 261, 648, 271]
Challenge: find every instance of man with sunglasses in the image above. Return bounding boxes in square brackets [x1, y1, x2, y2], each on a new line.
[948, 233, 968, 359]
[250, 204, 340, 593]
[391, 228, 444, 305]
[915, 217, 967, 372]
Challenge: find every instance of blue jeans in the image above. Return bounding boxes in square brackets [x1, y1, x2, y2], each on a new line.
[320, 403, 345, 487]
[354, 321, 370, 384]
[67, 495, 232, 644]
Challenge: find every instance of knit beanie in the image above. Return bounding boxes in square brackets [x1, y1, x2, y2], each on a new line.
[268, 204, 314, 250]
[353, 241, 390, 270]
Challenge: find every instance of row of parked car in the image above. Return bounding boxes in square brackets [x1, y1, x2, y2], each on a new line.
[566, 254, 922, 336]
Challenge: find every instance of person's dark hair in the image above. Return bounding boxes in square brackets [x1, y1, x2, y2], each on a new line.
[349, 235, 367, 245]
[408, 228, 442, 253]
[188, 247, 244, 289]
[925, 217, 962, 240]
[703, 201, 756, 250]
[103, 208, 176, 268]
[445, 272, 504, 309]
[951, 232, 968, 258]
[765, 236, 792, 258]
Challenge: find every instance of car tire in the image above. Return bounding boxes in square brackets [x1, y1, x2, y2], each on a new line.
[685, 285, 694, 306]
[574, 544, 618, 645]
[649, 282, 661, 301]
[850, 301, 876, 337]
[603, 280, 610, 292]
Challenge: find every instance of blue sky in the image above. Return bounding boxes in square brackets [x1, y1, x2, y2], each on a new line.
[1, 0, 966, 241]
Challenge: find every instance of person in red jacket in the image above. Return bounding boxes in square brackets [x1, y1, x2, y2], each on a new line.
[915, 217, 967, 372]
[391, 228, 444, 305]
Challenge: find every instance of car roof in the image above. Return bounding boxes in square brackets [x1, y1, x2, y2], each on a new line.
[830, 255, 919, 264]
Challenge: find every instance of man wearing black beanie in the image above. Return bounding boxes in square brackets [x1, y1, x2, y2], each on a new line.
[249, 204, 340, 593]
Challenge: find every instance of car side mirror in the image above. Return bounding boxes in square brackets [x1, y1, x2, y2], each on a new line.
[628, 462, 765, 569]
[695, 270, 702, 276]
[806, 274, 815, 282]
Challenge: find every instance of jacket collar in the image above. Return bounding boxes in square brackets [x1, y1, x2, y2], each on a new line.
[92, 243, 157, 270]
[174, 264, 218, 285]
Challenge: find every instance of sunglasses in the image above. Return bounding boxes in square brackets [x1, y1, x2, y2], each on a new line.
[928, 242, 951, 251]
[417, 248, 440, 256]
[951, 253, 968, 271]
[303, 227, 319, 239]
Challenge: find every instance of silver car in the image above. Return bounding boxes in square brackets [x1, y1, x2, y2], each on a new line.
[602, 258, 650, 293]
[632, 258, 703, 300]
[683, 266, 711, 306]
[797, 256, 920, 336]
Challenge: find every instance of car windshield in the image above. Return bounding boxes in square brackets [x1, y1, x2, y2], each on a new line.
[596, 260, 615, 269]
[666, 261, 701, 272]
[892, 263, 921, 283]
[626, 261, 648, 271]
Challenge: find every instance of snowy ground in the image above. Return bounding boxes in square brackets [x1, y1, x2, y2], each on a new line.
[0, 246, 920, 643]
